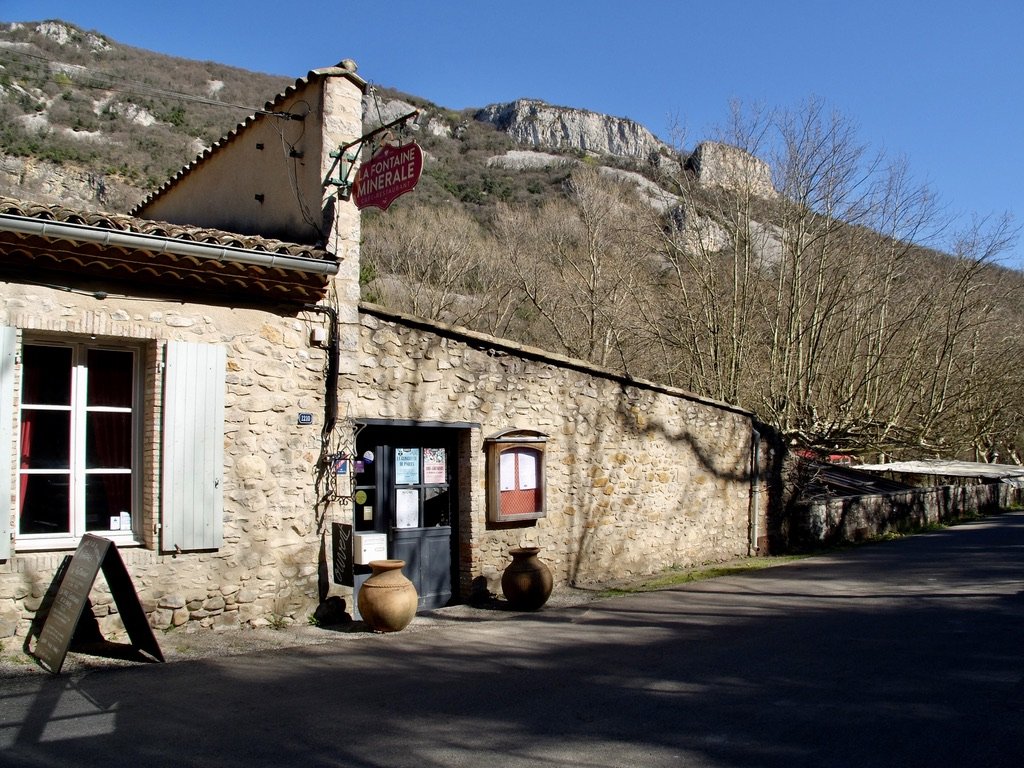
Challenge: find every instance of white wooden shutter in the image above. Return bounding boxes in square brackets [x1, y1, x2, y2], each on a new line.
[0, 327, 14, 560]
[161, 341, 225, 552]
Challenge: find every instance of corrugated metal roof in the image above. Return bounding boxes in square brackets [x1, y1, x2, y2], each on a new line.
[798, 460, 915, 500]
[854, 460, 1024, 481]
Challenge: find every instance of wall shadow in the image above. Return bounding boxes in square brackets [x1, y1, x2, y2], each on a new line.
[3, 512, 1024, 767]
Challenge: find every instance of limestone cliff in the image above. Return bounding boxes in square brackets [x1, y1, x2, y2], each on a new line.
[475, 99, 669, 163]
[687, 141, 777, 200]
[0, 155, 140, 211]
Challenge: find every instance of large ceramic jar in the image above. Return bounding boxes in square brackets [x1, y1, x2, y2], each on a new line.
[501, 546, 553, 611]
[358, 559, 418, 632]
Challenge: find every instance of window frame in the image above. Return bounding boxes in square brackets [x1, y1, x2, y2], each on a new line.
[485, 429, 548, 523]
[16, 336, 144, 551]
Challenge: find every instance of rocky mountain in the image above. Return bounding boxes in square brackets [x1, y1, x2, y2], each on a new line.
[0, 20, 773, 216]
[475, 99, 669, 163]
[6, 22, 1022, 464]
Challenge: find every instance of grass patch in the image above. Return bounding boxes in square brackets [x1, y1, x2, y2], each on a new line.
[869, 510, 993, 543]
[598, 556, 806, 596]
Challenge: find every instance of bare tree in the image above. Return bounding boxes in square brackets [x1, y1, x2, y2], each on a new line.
[361, 98, 1022, 463]
[494, 167, 652, 371]
[361, 204, 512, 329]
[648, 97, 1020, 458]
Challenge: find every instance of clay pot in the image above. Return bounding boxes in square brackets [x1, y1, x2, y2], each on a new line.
[358, 559, 418, 632]
[501, 547, 553, 611]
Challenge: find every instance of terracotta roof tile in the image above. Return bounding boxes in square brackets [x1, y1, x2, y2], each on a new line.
[0, 196, 328, 260]
[0, 196, 334, 303]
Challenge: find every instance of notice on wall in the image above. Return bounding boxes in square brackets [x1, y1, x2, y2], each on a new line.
[396, 488, 419, 528]
[499, 448, 539, 492]
[423, 448, 446, 484]
[500, 451, 517, 491]
[518, 450, 538, 490]
[395, 448, 420, 485]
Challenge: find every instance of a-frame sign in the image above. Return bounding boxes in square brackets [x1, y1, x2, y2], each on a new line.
[34, 534, 164, 674]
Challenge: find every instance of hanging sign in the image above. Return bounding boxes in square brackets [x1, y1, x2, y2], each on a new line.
[353, 141, 423, 210]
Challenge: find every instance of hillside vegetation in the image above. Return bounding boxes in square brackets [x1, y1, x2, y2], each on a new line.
[1, 21, 1021, 464]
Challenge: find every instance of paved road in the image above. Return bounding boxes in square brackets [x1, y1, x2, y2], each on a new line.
[3, 512, 1024, 767]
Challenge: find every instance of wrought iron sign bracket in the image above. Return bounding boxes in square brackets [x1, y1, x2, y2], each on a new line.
[325, 110, 419, 200]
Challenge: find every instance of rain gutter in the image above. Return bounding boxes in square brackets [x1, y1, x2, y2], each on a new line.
[0, 214, 340, 276]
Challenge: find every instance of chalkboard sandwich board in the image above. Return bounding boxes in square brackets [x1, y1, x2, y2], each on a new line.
[34, 534, 164, 674]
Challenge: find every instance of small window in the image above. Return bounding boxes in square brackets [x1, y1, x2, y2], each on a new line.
[486, 430, 547, 522]
[18, 340, 140, 549]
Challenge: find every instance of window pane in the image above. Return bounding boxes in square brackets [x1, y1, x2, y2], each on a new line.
[87, 349, 134, 407]
[19, 474, 71, 534]
[22, 345, 71, 405]
[85, 474, 132, 531]
[423, 486, 451, 527]
[86, 412, 132, 468]
[20, 410, 70, 469]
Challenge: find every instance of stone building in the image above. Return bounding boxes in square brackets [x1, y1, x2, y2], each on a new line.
[0, 61, 770, 643]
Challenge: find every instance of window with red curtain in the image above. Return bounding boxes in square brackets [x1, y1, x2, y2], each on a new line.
[18, 341, 137, 548]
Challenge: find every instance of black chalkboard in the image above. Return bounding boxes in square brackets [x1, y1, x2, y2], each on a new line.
[332, 522, 353, 586]
[34, 534, 164, 674]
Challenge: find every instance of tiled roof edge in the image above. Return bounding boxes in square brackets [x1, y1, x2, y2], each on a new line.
[0, 195, 329, 259]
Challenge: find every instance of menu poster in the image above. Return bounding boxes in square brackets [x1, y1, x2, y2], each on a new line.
[518, 450, 538, 490]
[499, 451, 516, 491]
[423, 448, 446, 484]
[396, 488, 420, 528]
[395, 448, 420, 485]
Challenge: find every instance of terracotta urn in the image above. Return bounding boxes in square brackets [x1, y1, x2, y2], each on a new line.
[358, 559, 418, 632]
[501, 546, 553, 611]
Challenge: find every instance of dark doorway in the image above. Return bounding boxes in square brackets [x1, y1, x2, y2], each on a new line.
[353, 424, 462, 610]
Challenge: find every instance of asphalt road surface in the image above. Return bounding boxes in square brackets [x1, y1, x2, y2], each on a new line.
[3, 511, 1024, 767]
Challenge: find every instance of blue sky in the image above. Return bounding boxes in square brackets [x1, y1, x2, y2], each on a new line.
[3, 0, 1022, 263]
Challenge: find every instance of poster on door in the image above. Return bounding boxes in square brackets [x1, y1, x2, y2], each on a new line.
[423, 447, 446, 484]
[395, 448, 420, 485]
[396, 488, 419, 528]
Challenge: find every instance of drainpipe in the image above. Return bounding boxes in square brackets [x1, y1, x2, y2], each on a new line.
[303, 303, 339, 439]
[750, 423, 762, 556]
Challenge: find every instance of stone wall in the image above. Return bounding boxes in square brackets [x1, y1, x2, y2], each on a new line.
[786, 483, 1022, 549]
[0, 286, 763, 644]
[343, 305, 759, 595]
[0, 284, 332, 642]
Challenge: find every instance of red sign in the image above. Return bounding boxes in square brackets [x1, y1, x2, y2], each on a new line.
[353, 141, 423, 210]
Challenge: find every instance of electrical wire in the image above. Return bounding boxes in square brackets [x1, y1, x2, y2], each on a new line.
[264, 98, 323, 236]
[0, 46, 297, 118]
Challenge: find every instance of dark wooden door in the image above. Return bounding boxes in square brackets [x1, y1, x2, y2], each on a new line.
[354, 426, 458, 610]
